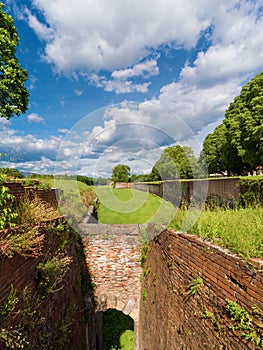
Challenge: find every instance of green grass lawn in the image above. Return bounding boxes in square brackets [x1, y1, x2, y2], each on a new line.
[96, 186, 176, 224]
[102, 309, 134, 350]
[168, 206, 263, 258]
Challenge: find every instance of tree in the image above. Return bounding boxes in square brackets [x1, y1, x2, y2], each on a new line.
[0, 167, 24, 178]
[111, 164, 130, 183]
[224, 70, 263, 170]
[150, 145, 201, 180]
[199, 124, 244, 175]
[0, 2, 29, 119]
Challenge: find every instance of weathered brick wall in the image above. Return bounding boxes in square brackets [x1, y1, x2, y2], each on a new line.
[134, 178, 240, 206]
[115, 182, 133, 188]
[3, 182, 62, 207]
[139, 229, 263, 350]
[80, 223, 142, 349]
[0, 218, 87, 350]
[81, 224, 142, 320]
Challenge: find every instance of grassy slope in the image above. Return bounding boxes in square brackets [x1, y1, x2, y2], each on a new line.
[32, 177, 96, 222]
[96, 187, 175, 224]
[31, 179, 262, 259]
[168, 207, 263, 258]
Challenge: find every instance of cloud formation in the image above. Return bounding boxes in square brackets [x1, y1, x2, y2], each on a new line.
[2, 0, 263, 176]
[26, 0, 207, 73]
[27, 113, 45, 123]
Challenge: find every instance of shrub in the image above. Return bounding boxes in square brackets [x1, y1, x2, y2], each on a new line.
[238, 177, 263, 207]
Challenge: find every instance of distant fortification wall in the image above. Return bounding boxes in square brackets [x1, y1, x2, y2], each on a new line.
[134, 178, 240, 206]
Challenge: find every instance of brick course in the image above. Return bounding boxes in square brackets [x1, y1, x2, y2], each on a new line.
[0, 218, 87, 350]
[3, 182, 62, 207]
[139, 229, 263, 350]
[134, 177, 241, 206]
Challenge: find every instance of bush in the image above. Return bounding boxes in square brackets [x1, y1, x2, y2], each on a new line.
[238, 177, 263, 207]
[0, 175, 17, 230]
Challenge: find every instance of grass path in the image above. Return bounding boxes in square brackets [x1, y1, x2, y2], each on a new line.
[96, 186, 175, 224]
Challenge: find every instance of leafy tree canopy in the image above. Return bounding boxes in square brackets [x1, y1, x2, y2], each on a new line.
[0, 2, 29, 119]
[224, 70, 263, 170]
[112, 164, 130, 183]
[150, 145, 202, 180]
[199, 124, 244, 175]
[201, 70, 263, 175]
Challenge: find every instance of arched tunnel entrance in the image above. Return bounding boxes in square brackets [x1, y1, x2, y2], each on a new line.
[102, 309, 134, 349]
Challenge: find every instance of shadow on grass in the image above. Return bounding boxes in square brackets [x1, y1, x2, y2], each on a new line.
[102, 309, 134, 350]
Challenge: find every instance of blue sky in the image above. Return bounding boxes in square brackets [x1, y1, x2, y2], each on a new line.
[1, 0, 263, 177]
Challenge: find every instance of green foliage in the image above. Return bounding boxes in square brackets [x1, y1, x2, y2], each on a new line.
[112, 164, 130, 183]
[53, 178, 97, 223]
[102, 309, 134, 350]
[0, 167, 24, 178]
[226, 300, 253, 331]
[0, 328, 29, 349]
[224, 71, 263, 170]
[141, 242, 150, 268]
[142, 289, 147, 301]
[200, 308, 216, 322]
[0, 2, 29, 119]
[184, 277, 204, 296]
[225, 300, 263, 347]
[76, 175, 94, 186]
[0, 175, 17, 229]
[201, 71, 263, 175]
[150, 145, 202, 181]
[200, 124, 243, 175]
[59, 302, 77, 350]
[36, 255, 72, 295]
[0, 285, 18, 315]
[167, 259, 175, 270]
[169, 206, 263, 258]
[14, 196, 58, 227]
[0, 226, 44, 258]
[238, 177, 263, 207]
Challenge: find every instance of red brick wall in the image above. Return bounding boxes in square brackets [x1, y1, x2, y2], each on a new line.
[0, 218, 87, 350]
[3, 182, 62, 207]
[134, 178, 240, 205]
[139, 230, 263, 349]
[115, 182, 133, 188]
[81, 224, 142, 349]
[81, 224, 142, 321]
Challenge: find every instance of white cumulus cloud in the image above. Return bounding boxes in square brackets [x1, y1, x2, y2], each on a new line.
[25, 0, 208, 73]
[27, 113, 45, 123]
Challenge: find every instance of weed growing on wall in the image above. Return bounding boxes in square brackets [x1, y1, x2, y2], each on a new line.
[225, 300, 263, 347]
[0, 285, 31, 349]
[0, 285, 19, 316]
[183, 276, 204, 297]
[36, 255, 72, 295]
[0, 328, 29, 349]
[0, 226, 44, 258]
[141, 242, 150, 269]
[15, 197, 59, 226]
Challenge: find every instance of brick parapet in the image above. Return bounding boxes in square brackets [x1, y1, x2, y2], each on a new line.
[139, 229, 263, 350]
[3, 182, 62, 207]
[0, 218, 87, 350]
